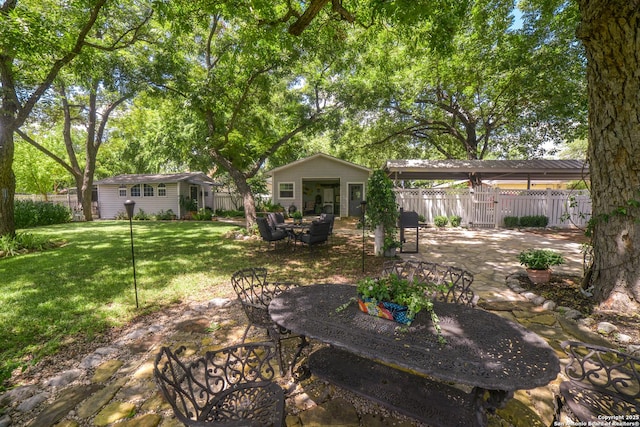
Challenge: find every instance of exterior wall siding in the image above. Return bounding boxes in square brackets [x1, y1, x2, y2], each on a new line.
[271, 156, 370, 217]
[98, 183, 180, 219]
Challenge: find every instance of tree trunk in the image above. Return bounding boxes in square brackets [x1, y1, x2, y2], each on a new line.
[577, 1, 640, 314]
[0, 126, 16, 237]
[234, 174, 256, 230]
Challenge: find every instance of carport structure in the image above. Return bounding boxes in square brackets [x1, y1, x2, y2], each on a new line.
[384, 159, 589, 188]
[383, 159, 591, 229]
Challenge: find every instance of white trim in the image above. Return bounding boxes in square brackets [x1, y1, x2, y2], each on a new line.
[278, 182, 295, 199]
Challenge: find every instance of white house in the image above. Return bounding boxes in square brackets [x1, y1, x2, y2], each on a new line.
[94, 172, 221, 219]
[267, 153, 371, 217]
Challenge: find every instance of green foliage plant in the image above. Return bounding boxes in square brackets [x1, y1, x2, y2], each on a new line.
[193, 208, 213, 221]
[14, 200, 71, 228]
[154, 209, 176, 220]
[519, 215, 549, 227]
[449, 215, 462, 227]
[356, 274, 448, 343]
[503, 216, 519, 228]
[0, 232, 56, 258]
[382, 235, 401, 251]
[366, 170, 399, 252]
[179, 196, 198, 212]
[518, 249, 565, 271]
[133, 209, 151, 220]
[434, 215, 448, 227]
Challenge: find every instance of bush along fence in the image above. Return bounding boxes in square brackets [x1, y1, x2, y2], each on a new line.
[395, 187, 591, 229]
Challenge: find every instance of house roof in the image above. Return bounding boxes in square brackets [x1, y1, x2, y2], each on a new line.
[384, 159, 589, 181]
[266, 153, 371, 175]
[95, 172, 221, 186]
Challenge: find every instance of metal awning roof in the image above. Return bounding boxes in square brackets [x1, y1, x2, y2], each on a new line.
[384, 159, 589, 181]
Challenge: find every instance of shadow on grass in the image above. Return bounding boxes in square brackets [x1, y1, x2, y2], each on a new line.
[0, 220, 384, 389]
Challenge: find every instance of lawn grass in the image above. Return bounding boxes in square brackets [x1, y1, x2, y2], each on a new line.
[0, 219, 383, 390]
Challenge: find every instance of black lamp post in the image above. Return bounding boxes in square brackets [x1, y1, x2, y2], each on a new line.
[124, 200, 139, 308]
[360, 200, 367, 272]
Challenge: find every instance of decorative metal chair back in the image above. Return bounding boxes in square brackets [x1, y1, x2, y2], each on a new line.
[559, 340, 640, 421]
[230, 268, 302, 373]
[381, 260, 475, 306]
[154, 342, 285, 426]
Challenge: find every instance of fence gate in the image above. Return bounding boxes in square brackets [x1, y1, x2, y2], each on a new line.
[471, 186, 497, 228]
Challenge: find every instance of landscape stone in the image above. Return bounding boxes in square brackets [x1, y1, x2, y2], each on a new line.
[44, 368, 84, 387]
[16, 392, 49, 412]
[0, 385, 38, 405]
[298, 398, 360, 426]
[597, 321, 618, 335]
[0, 415, 10, 427]
[92, 359, 124, 383]
[557, 317, 612, 347]
[28, 384, 101, 427]
[529, 314, 557, 326]
[117, 413, 162, 427]
[92, 401, 137, 426]
[76, 378, 126, 419]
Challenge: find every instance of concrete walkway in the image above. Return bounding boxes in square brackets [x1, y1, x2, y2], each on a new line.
[0, 227, 621, 427]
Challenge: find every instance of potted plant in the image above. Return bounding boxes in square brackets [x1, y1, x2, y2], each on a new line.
[356, 274, 447, 343]
[382, 235, 401, 257]
[291, 211, 303, 224]
[518, 248, 565, 283]
[366, 170, 399, 256]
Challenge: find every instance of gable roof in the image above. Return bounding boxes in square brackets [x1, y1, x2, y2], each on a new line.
[95, 172, 221, 186]
[384, 159, 589, 181]
[266, 153, 371, 175]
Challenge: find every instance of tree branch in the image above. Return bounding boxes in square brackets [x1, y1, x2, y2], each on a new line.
[15, 129, 76, 177]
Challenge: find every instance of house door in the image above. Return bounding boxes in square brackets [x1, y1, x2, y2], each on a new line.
[348, 184, 364, 216]
[190, 186, 199, 208]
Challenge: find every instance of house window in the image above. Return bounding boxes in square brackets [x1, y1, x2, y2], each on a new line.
[130, 184, 141, 197]
[158, 183, 166, 197]
[118, 185, 126, 197]
[279, 182, 294, 199]
[144, 184, 154, 197]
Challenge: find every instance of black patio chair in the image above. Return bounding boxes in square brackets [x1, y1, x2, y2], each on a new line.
[230, 268, 307, 375]
[319, 213, 335, 240]
[297, 220, 331, 251]
[267, 212, 285, 229]
[154, 342, 285, 427]
[256, 217, 288, 250]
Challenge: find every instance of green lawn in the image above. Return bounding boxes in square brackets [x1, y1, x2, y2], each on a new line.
[0, 220, 381, 390]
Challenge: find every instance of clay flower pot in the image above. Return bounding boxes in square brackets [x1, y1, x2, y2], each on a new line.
[526, 268, 552, 284]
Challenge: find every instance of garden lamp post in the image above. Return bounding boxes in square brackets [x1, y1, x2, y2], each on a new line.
[360, 200, 367, 272]
[124, 200, 139, 308]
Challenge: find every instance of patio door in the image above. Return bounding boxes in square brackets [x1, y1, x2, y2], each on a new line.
[190, 186, 199, 208]
[348, 184, 364, 216]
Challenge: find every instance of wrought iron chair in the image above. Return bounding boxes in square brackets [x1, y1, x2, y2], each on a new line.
[230, 268, 307, 375]
[556, 340, 640, 422]
[154, 342, 285, 427]
[381, 260, 476, 306]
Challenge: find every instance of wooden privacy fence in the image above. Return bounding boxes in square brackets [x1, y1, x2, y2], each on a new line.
[395, 187, 592, 229]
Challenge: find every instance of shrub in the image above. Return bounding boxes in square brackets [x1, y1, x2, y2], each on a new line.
[519, 215, 549, 227]
[14, 200, 71, 228]
[193, 208, 213, 221]
[449, 215, 462, 227]
[504, 216, 519, 228]
[133, 209, 151, 220]
[518, 249, 565, 270]
[0, 232, 55, 257]
[418, 214, 426, 223]
[154, 209, 176, 220]
[433, 215, 448, 227]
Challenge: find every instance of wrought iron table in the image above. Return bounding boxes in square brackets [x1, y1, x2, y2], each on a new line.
[269, 284, 560, 426]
